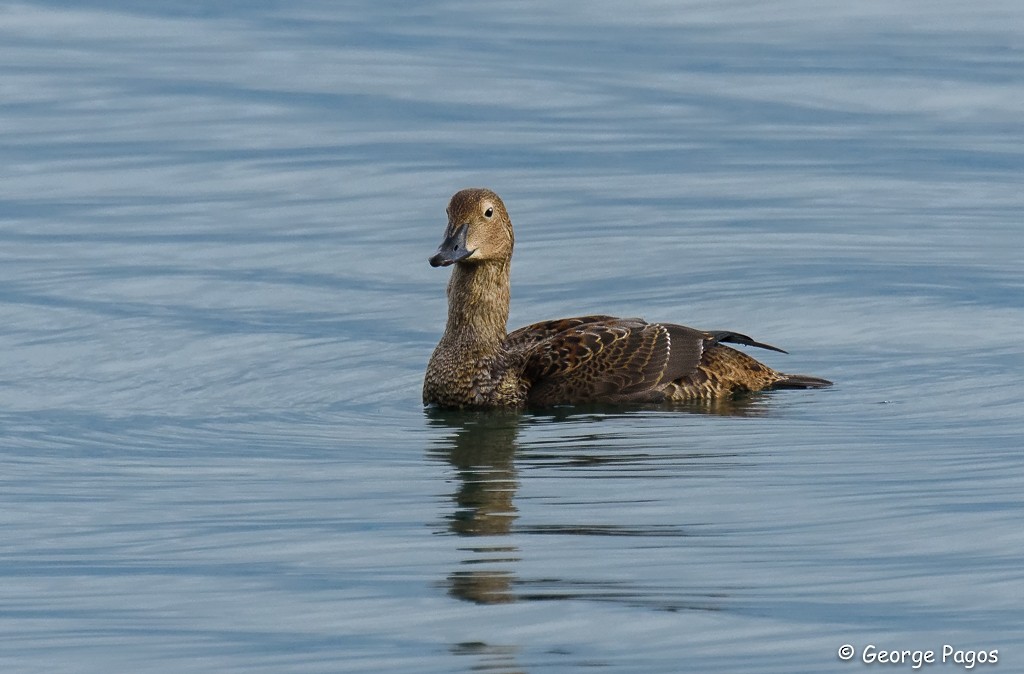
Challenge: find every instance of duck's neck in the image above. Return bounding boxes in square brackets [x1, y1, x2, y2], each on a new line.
[442, 260, 510, 349]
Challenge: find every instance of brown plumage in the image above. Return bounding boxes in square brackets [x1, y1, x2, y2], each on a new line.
[423, 188, 831, 410]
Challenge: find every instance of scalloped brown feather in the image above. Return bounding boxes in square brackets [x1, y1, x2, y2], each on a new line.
[523, 319, 671, 405]
[423, 188, 832, 409]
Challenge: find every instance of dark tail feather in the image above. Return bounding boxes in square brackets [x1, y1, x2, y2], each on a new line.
[772, 373, 833, 389]
[708, 330, 788, 354]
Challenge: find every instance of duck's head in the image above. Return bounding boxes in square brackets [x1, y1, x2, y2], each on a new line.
[429, 188, 514, 267]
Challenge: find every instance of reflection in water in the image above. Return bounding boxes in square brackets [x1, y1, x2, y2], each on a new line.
[666, 392, 776, 417]
[426, 399, 792, 670]
[427, 410, 523, 606]
[450, 641, 525, 674]
[431, 411, 522, 537]
[426, 399, 772, 595]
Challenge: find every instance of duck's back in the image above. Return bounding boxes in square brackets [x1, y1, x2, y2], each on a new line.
[507, 316, 829, 406]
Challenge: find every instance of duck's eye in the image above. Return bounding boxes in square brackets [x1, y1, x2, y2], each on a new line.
[484, 207, 494, 218]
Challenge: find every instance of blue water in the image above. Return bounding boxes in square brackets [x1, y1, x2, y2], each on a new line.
[2, 2, 1023, 672]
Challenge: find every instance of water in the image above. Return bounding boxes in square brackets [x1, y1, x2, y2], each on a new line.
[2, 2, 1023, 672]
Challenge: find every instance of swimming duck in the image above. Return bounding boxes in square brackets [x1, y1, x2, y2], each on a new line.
[423, 188, 831, 409]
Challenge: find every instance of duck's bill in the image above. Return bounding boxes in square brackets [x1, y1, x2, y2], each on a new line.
[428, 223, 475, 267]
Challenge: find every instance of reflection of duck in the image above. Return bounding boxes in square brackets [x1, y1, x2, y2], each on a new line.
[427, 410, 520, 537]
[426, 409, 747, 615]
[424, 188, 832, 410]
[427, 410, 521, 606]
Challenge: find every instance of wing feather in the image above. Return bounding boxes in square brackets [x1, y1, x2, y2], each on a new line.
[504, 315, 618, 353]
[522, 318, 676, 405]
[507, 317, 793, 406]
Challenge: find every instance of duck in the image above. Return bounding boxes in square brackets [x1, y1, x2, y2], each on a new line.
[423, 188, 832, 409]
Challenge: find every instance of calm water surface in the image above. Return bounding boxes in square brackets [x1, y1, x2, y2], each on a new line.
[2, 2, 1023, 672]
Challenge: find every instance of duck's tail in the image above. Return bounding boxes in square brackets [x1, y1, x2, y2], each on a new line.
[772, 373, 833, 389]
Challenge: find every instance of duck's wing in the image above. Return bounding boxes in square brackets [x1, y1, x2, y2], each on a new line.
[522, 319, 712, 406]
[504, 315, 618, 353]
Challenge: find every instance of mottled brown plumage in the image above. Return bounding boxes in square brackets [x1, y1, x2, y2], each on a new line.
[423, 188, 831, 410]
